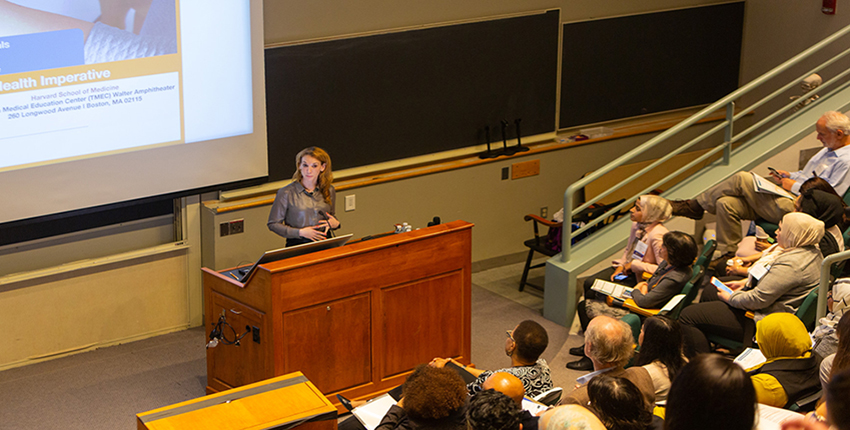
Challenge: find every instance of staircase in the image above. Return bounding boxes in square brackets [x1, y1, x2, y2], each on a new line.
[543, 25, 850, 328]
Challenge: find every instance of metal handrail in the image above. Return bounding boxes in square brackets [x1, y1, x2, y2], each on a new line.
[819, 250, 850, 321]
[561, 23, 850, 261]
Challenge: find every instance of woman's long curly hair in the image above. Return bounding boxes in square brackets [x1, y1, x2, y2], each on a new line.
[292, 146, 333, 205]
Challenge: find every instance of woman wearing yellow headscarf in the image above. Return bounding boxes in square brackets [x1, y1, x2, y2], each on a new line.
[748, 313, 820, 407]
[680, 212, 824, 355]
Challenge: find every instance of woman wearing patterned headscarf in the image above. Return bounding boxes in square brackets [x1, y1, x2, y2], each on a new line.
[680, 212, 824, 355]
[747, 313, 820, 408]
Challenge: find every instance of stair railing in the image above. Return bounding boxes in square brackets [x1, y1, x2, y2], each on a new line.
[561, 23, 850, 262]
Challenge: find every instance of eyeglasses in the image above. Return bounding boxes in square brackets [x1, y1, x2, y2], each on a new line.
[506, 330, 515, 342]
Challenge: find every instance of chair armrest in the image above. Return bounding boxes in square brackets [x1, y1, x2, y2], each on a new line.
[524, 214, 562, 228]
[621, 298, 662, 317]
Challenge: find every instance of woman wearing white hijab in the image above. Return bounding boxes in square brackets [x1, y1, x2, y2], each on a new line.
[679, 212, 824, 355]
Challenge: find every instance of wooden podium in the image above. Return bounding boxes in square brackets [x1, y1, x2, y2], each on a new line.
[202, 220, 473, 412]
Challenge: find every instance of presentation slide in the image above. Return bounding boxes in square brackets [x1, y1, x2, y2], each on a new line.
[0, 0, 267, 223]
[0, 0, 184, 169]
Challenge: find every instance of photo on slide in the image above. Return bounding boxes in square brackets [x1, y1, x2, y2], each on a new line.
[0, 0, 178, 75]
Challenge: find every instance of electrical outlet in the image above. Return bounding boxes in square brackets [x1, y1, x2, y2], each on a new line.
[345, 194, 356, 211]
[501, 167, 509, 180]
[219, 222, 230, 237]
[540, 207, 548, 218]
[230, 219, 244, 234]
[252, 326, 260, 344]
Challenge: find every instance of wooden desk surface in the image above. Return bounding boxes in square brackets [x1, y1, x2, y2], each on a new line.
[137, 372, 337, 430]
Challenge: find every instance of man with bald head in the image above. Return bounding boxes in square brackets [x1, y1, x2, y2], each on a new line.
[560, 316, 654, 409]
[538, 405, 606, 430]
[483, 372, 525, 404]
[483, 372, 539, 430]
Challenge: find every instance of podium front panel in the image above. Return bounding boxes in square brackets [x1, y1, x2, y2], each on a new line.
[381, 271, 466, 377]
[282, 292, 372, 394]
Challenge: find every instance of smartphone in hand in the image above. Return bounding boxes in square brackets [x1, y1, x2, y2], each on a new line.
[710, 276, 733, 294]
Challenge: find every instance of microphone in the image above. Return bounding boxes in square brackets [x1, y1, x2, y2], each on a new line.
[317, 210, 335, 238]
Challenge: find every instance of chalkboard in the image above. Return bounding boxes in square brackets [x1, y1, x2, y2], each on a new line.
[265, 10, 560, 179]
[559, 2, 744, 128]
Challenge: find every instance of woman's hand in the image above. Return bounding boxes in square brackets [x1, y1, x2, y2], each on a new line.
[635, 282, 649, 295]
[429, 357, 450, 368]
[726, 279, 747, 291]
[610, 266, 625, 281]
[299, 225, 327, 242]
[725, 260, 748, 276]
[754, 240, 771, 252]
[318, 214, 340, 230]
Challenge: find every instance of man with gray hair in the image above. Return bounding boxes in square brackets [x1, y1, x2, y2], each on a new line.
[669, 110, 850, 264]
[560, 316, 655, 409]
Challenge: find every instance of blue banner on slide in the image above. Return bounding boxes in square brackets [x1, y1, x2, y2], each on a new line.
[0, 29, 85, 75]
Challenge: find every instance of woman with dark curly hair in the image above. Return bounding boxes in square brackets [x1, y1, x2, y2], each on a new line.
[587, 375, 654, 430]
[376, 364, 467, 430]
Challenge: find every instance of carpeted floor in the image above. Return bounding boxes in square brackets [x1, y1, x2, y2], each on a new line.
[0, 261, 588, 430]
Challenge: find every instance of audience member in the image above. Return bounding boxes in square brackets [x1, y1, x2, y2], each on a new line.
[630, 232, 698, 309]
[580, 195, 671, 291]
[634, 316, 687, 401]
[747, 313, 820, 408]
[376, 365, 467, 430]
[798, 188, 845, 256]
[482, 372, 525, 404]
[571, 231, 696, 370]
[587, 375, 654, 430]
[680, 212, 823, 354]
[467, 389, 523, 430]
[827, 368, 850, 430]
[730, 176, 846, 265]
[669, 111, 850, 264]
[539, 405, 606, 430]
[431, 320, 553, 397]
[782, 368, 850, 430]
[664, 354, 757, 430]
[821, 310, 850, 390]
[482, 372, 539, 430]
[561, 316, 655, 409]
[724, 177, 846, 280]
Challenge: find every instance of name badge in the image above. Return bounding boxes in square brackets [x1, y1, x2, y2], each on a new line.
[749, 263, 769, 281]
[632, 241, 649, 261]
